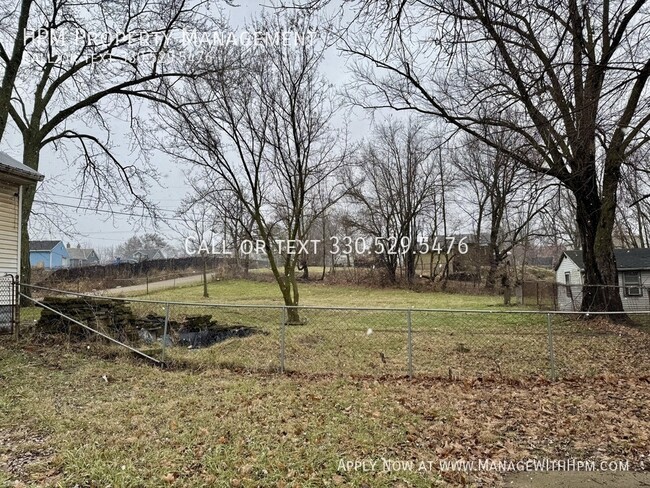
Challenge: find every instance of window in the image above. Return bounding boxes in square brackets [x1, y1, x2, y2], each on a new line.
[624, 272, 642, 297]
[565, 272, 572, 298]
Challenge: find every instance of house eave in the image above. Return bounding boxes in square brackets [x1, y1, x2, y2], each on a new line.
[554, 252, 581, 272]
[0, 163, 44, 185]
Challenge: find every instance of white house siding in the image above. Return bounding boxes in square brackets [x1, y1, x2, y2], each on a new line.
[617, 270, 650, 311]
[0, 182, 19, 331]
[555, 255, 583, 311]
[0, 182, 19, 277]
[556, 255, 650, 311]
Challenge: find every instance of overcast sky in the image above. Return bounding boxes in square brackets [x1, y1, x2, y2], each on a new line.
[1, 1, 375, 255]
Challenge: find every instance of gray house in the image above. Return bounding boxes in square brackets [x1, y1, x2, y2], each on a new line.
[555, 249, 650, 311]
[132, 248, 165, 262]
[67, 245, 100, 267]
[0, 152, 43, 333]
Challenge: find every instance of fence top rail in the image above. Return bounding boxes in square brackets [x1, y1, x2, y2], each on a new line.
[19, 282, 650, 316]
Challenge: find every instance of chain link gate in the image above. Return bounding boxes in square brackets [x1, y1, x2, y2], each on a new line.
[0, 274, 16, 335]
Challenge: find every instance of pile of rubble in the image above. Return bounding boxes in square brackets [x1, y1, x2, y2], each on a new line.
[36, 298, 263, 347]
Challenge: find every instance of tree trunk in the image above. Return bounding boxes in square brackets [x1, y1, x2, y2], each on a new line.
[385, 261, 397, 283]
[485, 198, 504, 289]
[202, 254, 209, 298]
[573, 179, 623, 312]
[268, 251, 302, 325]
[320, 246, 327, 280]
[485, 251, 499, 289]
[282, 275, 301, 324]
[405, 246, 417, 285]
[299, 258, 309, 280]
[19, 145, 39, 305]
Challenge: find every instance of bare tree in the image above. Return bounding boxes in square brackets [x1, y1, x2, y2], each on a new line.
[1, 0, 219, 292]
[176, 197, 219, 298]
[453, 131, 550, 288]
[95, 245, 116, 264]
[538, 184, 581, 254]
[183, 171, 256, 273]
[116, 233, 170, 260]
[421, 148, 459, 286]
[614, 150, 650, 247]
[300, 0, 650, 311]
[0, 0, 32, 142]
[162, 12, 344, 323]
[345, 117, 440, 285]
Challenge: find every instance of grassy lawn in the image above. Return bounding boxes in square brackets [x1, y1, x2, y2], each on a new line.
[7, 281, 650, 485]
[0, 342, 648, 487]
[121, 278, 506, 309]
[20, 279, 650, 380]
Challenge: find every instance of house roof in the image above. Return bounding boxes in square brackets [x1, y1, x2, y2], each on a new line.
[67, 248, 96, 260]
[529, 256, 554, 267]
[29, 240, 64, 252]
[559, 249, 650, 271]
[133, 248, 163, 260]
[0, 151, 43, 183]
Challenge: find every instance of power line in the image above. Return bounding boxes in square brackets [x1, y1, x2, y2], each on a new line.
[32, 199, 187, 222]
[41, 192, 185, 214]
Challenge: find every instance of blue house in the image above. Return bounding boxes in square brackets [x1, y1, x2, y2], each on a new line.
[29, 240, 69, 269]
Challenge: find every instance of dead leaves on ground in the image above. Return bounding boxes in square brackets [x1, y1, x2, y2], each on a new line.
[2, 342, 650, 487]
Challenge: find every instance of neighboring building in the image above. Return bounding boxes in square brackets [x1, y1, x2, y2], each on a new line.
[555, 249, 650, 311]
[29, 240, 69, 269]
[419, 233, 491, 276]
[0, 151, 43, 333]
[66, 244, 100, 267]
[132, 248, 165, 262]
[528, 256, 554, 268]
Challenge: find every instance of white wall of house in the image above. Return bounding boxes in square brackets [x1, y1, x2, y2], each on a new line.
[556, 254, 650, 311]
[0, 156, 42, 333]
[617, 270, 650, 311]
[0, 181, 20, 277]
[0, 181, 20, 331]
[555, 255, 583, 311]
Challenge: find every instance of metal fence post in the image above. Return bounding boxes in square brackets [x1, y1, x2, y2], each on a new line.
[280, 306, 286, 373]
[13, 275, 20, 340]
[407, 309, 413, 378]
[161, 302, 170, 364]
[547, 313, 557, 381]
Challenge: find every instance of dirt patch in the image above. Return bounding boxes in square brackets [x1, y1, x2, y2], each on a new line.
[0, 428, 59, 485]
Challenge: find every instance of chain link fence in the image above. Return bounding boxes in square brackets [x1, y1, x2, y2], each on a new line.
[0, 274, 16, 335]
[15, 283, 650, 380]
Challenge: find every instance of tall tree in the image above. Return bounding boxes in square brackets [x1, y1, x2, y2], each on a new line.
[0, 0, 32, 142]
[162, 13, 344, 323]
[2, 0, 217, 290]
[345, 117, 440, 284]
[116, 233, 169, 259]
[453, 131, 549, 288]
[176, 197, 218, 298]
[184, 172, 256, 272]
[302, 0, 650, 311]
